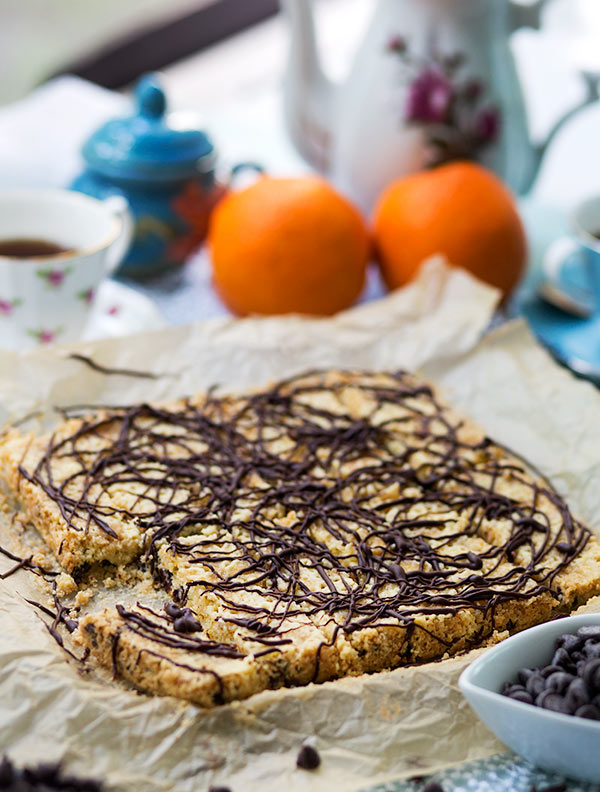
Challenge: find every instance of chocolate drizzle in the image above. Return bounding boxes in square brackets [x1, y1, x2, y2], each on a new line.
[26, 582, 89, 662]
[0, 543, 57, 581]
[17, 371, 592, 679]
[67, 352, 165, 380]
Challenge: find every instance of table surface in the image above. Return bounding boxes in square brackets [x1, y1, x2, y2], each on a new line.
[2, 1, 600, 789]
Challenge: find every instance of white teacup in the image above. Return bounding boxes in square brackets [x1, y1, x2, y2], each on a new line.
[0, 189, 132, 349]
[542, 195, 600, 318]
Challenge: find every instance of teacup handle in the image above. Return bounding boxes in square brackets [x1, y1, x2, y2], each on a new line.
[540, 236, 595, 318]
[103, 195, 134, 275]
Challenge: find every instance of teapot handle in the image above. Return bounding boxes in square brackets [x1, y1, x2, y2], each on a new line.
[508, 3, 600, 191]
[534, 73, 600, 168]
[509, 0, 547, 32]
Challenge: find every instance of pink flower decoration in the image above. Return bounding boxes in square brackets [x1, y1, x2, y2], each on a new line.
[0, 299, 14, 315]
[78, 287, 95, 304]
[48, 269, 65, 286]
[107, 305, 120, 316]
[473, 106, 501, 143]
[406, 68, 453, 124]
[37, 267, 71, 288]
[27, 327, 61, 344]
[387, 35, 407, 54]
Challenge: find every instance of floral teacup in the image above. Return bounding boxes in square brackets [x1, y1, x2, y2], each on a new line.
[0, 189, 132, 349]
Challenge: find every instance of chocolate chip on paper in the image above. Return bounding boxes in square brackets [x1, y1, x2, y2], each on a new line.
[296, 745, 321, 771]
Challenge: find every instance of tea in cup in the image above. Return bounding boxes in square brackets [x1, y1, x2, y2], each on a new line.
[0, 189, 132, 349]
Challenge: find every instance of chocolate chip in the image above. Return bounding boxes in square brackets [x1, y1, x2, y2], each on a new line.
[575, 704, 600, 720]
[389, 563, 406, 581]
[526, 672, 546, 697]
[517, 667, 535, 685]
[173, 614, 203, 633]
[296, 745, 320, 770]
[164, 602, 183, 618]
[555, 633, 582, 652]
[583, 641, 600, 659]
[0, 758, 103, 790]
[508, 688, 534, 704]
[541, 665, 563, 678]
[64, 618, 79, 633]
[556, 542, 574, 554]
[545, 672, 573, 694]
[25, 762, 60, 783]
[551, 647, 571, 668]
[578, 626, 600, 640]
[246, 618, 271, 634]
[565, 678, 590, 711]
[208, 787, 232, 792]
[535, 690, 570, 713]
[423, 783, 445, 792]
[0, 757, 14, 785]
[581, 659, 600, 691]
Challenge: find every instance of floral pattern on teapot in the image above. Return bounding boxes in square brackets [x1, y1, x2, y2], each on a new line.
[387, 36, 500, 167]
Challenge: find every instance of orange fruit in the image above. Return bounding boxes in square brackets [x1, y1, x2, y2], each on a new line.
[372, 161, 526, 297]
[208, 176, 369, 316]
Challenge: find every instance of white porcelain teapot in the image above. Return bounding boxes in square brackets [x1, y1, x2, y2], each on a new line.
[282, 0, 589, 210]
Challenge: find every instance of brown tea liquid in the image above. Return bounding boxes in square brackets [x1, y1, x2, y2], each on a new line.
[0, 238, 73, 258]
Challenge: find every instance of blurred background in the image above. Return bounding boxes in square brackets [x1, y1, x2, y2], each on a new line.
[2, 0, 600, 371]
[0, 0, 597, 118]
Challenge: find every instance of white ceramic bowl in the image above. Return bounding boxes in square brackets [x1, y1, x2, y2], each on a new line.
[459, 614, 600, 783]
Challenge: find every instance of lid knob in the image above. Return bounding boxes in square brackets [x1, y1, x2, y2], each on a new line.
[136, 73, 166, 119]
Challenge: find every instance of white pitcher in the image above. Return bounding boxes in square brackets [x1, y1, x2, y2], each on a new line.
[282, 0, 589, 210]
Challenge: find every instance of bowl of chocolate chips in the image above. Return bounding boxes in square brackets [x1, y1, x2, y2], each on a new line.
[459, 614, 600, 783]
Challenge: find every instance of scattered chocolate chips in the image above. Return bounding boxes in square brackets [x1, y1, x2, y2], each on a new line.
[502, 625, 600, 720]
[296, 745, 321, 771]
[0, 757, 103, 790]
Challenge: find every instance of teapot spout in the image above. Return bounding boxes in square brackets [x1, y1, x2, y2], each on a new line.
[281, 0, 335, 172]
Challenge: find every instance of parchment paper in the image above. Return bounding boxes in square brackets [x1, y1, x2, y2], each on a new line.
[1, 259, 599, 792]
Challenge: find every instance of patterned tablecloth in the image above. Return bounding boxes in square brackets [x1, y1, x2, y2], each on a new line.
[362, 753, 600, 792]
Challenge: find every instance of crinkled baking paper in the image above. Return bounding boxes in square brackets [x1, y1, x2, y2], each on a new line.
[1, 259, 599, 791]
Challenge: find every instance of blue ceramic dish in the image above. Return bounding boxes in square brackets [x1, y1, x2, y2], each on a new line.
[459, 614, 600, 783]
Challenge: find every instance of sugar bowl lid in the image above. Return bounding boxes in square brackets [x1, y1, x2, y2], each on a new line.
[81, 73, 215, 182]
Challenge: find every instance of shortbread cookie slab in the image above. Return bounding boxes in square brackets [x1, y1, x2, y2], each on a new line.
[2, 370, 600, 707]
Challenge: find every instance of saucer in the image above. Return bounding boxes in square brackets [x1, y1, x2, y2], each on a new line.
[521, 250, 600, 381]
[0, 279, 165, 351]
[81, 279, 165, 342]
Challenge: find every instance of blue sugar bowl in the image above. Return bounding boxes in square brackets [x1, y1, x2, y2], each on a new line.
[72, 73, 222, 278]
